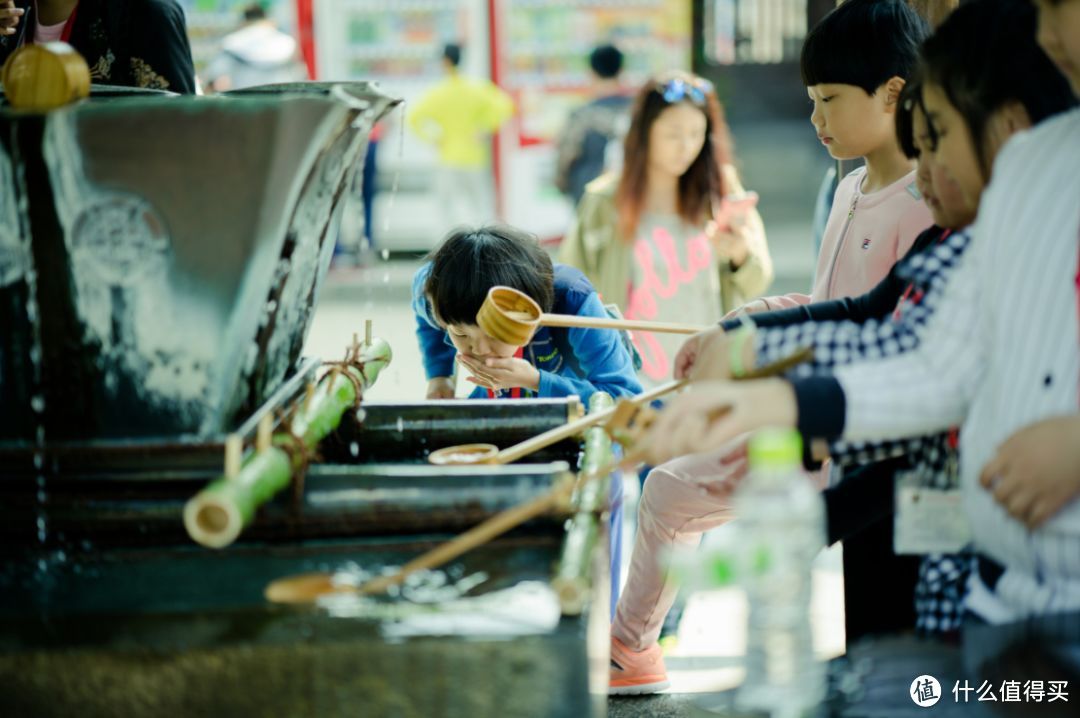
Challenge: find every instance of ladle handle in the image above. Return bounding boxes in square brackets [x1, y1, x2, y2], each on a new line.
[493, 379, 685, 464]
[359, 485, 570, 596]
[538, 313, 706, 335]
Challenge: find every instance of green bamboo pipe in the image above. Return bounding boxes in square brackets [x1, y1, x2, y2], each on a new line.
[553, 392, 614, 615]
[184, 337, 392, 549]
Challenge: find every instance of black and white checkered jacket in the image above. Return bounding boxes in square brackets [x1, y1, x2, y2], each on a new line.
[753, 229, 974, 633]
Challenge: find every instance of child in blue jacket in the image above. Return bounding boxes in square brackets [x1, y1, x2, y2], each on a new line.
[412, 224, 641, 617]
[413, 225, 642, 402]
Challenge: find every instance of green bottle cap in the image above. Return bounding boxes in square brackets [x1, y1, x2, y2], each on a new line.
[709, 555, 735, 587]
[748, 428, 802, 469]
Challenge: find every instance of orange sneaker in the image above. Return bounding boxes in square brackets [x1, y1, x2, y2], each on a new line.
[609, 635, 670, 695]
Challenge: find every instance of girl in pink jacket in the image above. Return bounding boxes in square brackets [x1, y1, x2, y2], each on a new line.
[609, 0, 932, 695]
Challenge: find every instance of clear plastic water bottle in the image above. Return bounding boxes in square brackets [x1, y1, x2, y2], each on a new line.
[734, 428, 826, 718]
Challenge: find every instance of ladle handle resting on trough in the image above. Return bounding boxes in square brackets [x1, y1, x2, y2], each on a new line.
[184, 337, 392, 549]
[490, 379, 685, 464]
[264, 477, 575, 604]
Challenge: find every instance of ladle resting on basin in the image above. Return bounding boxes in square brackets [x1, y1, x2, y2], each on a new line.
[426, 342, 817, 468]
[426, 379, 686, 466]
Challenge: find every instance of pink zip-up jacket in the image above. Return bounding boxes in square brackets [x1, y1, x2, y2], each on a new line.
[760, 167, 933, 306]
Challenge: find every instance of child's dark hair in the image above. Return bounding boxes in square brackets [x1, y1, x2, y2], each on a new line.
[242, 3, 267, 22]
[425, 225, 555, 327]
[920, 0, 1077, 177]
[801, 0, 929, 94]
[895, 75, 925, 159]
[589, 44, 624, 79]
[442, 43, 462, 67]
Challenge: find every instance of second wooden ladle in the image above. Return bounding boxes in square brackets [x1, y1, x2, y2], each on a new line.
[426, 379, 686, 467]
[476, 286, 707, 347]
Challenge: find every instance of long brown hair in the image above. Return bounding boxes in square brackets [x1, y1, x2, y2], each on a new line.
[615, 71, 733, 243]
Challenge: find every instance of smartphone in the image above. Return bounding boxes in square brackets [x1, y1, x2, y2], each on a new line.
[712, 191, 759, 231]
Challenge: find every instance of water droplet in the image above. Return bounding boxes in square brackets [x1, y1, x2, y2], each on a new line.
[265, 299, 278, 314]
[355, 408, 366, 423]
[30, 395, 45, 413]
[349, 442, 359, 457]
[33, 453, 44, 469]
[382, 273, 390, 284]
[380, 249, 389, 261]
[36, 490, 45, 503]
[396, 417, 404, 434]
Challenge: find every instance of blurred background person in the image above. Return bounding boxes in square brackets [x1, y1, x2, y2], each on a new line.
[553, 43, 633, 207]
[202, 2, 307, 93]
[407, 42, 514, 229]
[560, 71, 772, 386]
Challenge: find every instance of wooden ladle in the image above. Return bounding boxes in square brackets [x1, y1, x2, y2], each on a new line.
[425, 340, 817, 468]
[266, 402, 655, 605]
[426, 379, 687, 467]
[476, 286, 707, 347]
[266, 345, 816, 604]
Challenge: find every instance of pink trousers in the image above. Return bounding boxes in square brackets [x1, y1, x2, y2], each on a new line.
[611, 445, 745, 651]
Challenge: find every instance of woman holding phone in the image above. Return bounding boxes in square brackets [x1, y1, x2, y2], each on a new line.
[559, 71, 773, 385]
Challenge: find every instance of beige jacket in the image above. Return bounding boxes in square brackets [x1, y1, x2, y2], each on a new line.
[557, 169, 773, 315]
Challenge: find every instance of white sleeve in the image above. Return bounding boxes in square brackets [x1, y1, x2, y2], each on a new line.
[834, 239, 987, 442]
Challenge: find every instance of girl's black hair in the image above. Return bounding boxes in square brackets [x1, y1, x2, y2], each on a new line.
[801, 0, 929, 94]
[424, 225, 555, 326]
[895, 74, 926, 159]
[920, 0, 1077, 176]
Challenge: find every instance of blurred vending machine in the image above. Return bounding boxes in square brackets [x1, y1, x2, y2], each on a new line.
[492, 0, 691, 242]
[308, 0, 691, 250]
[311, 0, 490, 251]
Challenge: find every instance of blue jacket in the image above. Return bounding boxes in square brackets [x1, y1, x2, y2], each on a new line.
[412, 263, 642, 401]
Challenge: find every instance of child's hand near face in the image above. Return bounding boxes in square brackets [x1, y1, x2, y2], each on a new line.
[456, 354, 540, 393]
[980, 415, 1080, 529]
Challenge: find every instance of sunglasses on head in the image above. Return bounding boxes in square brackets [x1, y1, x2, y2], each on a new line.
[659, 77, 713, 105]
